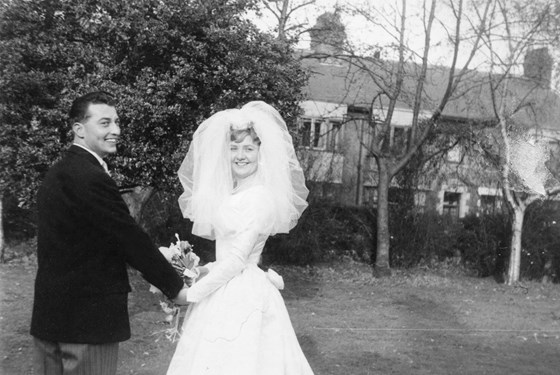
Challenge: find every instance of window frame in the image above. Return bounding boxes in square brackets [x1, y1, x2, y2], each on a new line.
[443, 191, 461, 218]
[299, 117, 343, 152]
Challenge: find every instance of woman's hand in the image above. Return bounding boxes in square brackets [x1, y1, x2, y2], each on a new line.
[172, 285, 189, 305]
[197, 266, 210, 281]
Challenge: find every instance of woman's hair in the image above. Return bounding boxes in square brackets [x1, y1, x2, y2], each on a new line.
[69, 91, 116, 124]
[230, 125, 261, 146]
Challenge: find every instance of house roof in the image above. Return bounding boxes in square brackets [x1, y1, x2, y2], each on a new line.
[300, 52, 560, 132]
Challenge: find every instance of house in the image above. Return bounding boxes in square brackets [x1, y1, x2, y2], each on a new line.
[296, 42, 560, 219]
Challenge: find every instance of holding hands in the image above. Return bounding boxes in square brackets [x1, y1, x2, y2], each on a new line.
[172, 265, 209, 305]
[173, 286, 189, 305]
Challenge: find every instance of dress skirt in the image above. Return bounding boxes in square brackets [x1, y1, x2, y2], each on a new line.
[166, 264, 314, 375]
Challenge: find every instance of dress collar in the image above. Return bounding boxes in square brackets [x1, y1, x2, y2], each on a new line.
[232, 173, 262, 194]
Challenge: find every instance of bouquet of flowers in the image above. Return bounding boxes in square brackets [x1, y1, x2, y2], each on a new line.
[150, 233, 199, 342]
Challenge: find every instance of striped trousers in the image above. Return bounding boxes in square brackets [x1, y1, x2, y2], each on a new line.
[33, 337, 119, 375]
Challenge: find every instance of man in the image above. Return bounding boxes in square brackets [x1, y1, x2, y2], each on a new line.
[31, 91, 188, 375]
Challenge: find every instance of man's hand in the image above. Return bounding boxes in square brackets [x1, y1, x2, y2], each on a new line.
[173, 286, 189, 305]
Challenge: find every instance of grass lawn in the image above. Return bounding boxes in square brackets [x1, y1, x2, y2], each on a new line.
[1, 257, 560, 374]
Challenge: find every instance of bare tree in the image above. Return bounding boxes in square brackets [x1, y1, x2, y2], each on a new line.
[303, 0, 492, 275]
[259, 0, 317, 41]
[479, 0, 560, 284]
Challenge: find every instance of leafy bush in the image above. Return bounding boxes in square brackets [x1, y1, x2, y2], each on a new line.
[104, 192, 560, 282]
[264, 204, 375, 266]
[455, 214, 510, 278]
[389, 203, 560, 282]
[6, 186, 560, 284]
[389, 210, 511, 278]
[2, 195, 36, 243]
[138, 195, 376, 267]
[389, 210, 461, 268]
[520, 200, 560, 282]
[0, 0, 306, 209]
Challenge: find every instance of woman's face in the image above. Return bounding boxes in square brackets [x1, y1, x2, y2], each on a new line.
[230, 135, 260, 182]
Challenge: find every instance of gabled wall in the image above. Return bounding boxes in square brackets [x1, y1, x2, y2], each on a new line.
[298, 100, 509, 218]
[298, 52, 560, 216]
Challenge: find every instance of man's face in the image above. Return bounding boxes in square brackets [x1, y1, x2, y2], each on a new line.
[74, 103, 120, 158]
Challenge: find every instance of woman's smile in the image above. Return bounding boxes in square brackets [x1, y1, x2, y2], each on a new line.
[230, 135, 259, 182]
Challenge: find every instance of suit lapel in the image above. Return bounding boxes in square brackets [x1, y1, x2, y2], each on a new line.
[67, 145, 107, 174]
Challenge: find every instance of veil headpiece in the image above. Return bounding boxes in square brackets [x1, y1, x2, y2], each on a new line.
[178, 101, 309, 240]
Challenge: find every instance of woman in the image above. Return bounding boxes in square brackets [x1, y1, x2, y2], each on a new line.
[167, 101, 313, 374]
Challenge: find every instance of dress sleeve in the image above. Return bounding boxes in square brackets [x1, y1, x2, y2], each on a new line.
[186, 188, 273, 303]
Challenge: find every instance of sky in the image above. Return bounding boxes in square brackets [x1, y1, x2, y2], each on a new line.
[249, 0, 480, 66]
[249, 0, 558, 78]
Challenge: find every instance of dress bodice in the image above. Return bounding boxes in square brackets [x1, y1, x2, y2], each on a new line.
[215, 236, 267, 265]
[186, 183, 275, 303]
[213, 184, 273, 265]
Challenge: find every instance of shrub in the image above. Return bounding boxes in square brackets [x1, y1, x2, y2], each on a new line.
[264, 204, 375, 266]
[455, 214, 510, 277]
[388, 210, 511, 278]
[7, 185, 559, 283]
[520, 200, 560, 282]
[138, 195, 377, 267]
[134, 195, 560, 281]
[389, 209, 461, 268]
[2, 194, 36, 244]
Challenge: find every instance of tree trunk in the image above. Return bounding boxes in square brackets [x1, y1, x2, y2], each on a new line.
[374, 159, 392, 277]
[506, 207, 525, 285]
[277, 0, 289, 41]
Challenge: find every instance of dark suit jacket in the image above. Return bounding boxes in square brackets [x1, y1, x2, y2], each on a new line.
[30, 145, 184, 344]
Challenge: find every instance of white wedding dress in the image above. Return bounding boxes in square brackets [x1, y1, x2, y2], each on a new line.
[167, 183, 314, 375]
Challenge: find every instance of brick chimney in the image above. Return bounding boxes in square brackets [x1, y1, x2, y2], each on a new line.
[309, 11, 347, 55]
[523, 47, 553, 88]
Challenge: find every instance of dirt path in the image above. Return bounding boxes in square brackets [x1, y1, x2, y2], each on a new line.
[2, 261, 560, 374]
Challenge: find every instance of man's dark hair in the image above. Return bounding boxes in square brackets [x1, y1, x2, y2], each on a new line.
[69, 91, 116, 124]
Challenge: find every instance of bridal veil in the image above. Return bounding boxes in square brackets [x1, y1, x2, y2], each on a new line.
[177, 101, 309, 240]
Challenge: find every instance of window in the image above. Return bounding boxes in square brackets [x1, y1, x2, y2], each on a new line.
[300, 118, 326, 149]
[300, 118, 342, 152]
[391, 127, 409, 149]
[301, 120, 311, 147]
[312, 121, 322, 148]
[447, 145, 462, 163]
[414, 191, 426, 206]
[362, 185, 377, 206]
[443, 192, 461, 218]
[412, 191, 427, 213]
[415, 191, 426, 206]
[328, 120, 342, 151]
[480, 194, 500, 215]
[308, 181, 340, 202]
